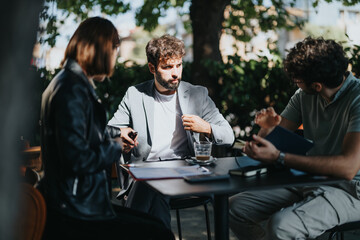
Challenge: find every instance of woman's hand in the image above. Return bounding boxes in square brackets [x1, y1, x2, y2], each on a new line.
[115, 127, 138, 153]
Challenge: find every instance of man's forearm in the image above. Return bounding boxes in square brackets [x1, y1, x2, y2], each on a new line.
[283, 153, 358, 180]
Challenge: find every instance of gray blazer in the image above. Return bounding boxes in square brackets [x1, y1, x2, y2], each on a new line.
[108, 80, 234, 196]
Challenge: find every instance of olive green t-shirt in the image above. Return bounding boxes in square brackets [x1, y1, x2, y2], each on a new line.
[281, 73, 360, 156]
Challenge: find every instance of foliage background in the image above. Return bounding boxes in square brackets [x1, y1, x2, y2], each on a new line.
[29, 0, 360, 146]
[29, 43, 360, 147]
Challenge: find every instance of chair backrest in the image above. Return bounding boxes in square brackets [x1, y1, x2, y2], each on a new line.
[23, 167, 40, 186]
[15, 183, 46, 240]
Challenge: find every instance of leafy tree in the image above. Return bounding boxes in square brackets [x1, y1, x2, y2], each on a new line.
[346, 44, 360, 77]
[39, 0, 360, 104]
[35, 0, 360, 144]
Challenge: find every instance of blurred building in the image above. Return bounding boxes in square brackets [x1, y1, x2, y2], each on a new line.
[279, 0, 360, 56]
[220, 0, 360, 62]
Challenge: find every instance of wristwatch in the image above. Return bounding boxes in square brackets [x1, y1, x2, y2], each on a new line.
[277, 152, 286, 165]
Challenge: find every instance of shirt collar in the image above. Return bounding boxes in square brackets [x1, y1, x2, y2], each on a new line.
[331, 72, 356, 103]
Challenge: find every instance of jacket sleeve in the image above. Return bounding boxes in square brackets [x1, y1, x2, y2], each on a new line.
[106, 125, 121, 138]
[108, 88, 132, 128]
[201, 88, 235, 146]
[53, 83, 122, 176]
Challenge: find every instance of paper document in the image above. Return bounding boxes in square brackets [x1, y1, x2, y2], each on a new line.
[129, 165, 212, 181]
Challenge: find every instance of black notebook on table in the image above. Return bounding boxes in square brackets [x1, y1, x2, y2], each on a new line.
[229, 156, 268, 176]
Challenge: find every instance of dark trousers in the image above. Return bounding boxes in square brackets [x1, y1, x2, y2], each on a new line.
[42, 204, 175, 240]
[125, 181, 171, 229]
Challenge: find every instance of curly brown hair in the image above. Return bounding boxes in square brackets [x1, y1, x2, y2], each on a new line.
[146, 34, 185, 68]
[284, 37, 349, 88]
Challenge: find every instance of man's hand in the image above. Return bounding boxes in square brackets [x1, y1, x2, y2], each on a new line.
[115, 127, 139, 153]
[243, 134, 280, 163]
[255, 107, 282, 129]
[182, 114, 212, 137]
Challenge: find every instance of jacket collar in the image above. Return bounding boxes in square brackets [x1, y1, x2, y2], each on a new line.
[177, 81, 190, 114]
[142, 80, 155, 141]
[142, 80, 191, 144]
[142, 80, 190, 117]
[63, 58, 100, 101]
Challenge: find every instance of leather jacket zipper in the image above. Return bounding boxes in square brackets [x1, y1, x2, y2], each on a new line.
[72, 177, 78, 196]
[104, 170, 116, 216]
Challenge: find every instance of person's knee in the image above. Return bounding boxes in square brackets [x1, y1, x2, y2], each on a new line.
[267, 210, 305, 240]
[229, 194, 252, 222]
[267, 212, 285, 239]
[229, 193, 261, 238]
[267, 212, 294, 240]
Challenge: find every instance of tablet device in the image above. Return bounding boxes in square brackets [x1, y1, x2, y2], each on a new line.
[184, 173, 230, 183]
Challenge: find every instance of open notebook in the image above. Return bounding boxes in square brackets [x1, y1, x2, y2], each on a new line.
[265, 126, 313, 155]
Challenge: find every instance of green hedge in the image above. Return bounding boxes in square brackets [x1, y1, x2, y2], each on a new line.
[204, 53, 296, 139]
[95, 61, 153, 119]
[32, 46, 360, 145]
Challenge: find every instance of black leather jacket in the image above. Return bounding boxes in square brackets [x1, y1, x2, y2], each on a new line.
[39, 59, 122, 220]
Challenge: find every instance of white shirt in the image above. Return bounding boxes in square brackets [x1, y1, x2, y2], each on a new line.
[147, 90, 190, 161]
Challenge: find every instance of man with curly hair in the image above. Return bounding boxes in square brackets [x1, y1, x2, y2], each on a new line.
[108, 34, 234, 228]
[229, 37, 360, 239]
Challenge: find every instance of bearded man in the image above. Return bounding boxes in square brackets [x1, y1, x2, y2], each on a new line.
[108, 34, 234, 228]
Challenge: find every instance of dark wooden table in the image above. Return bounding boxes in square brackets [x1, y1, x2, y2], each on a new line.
[143, 157, 343, 240]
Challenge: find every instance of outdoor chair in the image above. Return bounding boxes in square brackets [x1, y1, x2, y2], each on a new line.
[326, 221, 360, 240]
[170, 196, 212, 240]
[23, 167, 40, 186]
[15, 183, 47, 240]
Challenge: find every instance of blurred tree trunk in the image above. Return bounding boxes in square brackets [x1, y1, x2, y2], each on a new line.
[190, 0, 230, 105]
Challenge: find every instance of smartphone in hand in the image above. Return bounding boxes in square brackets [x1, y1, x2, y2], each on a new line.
[122, 131, 138, 147]
[125, 131, 138, 146]
[128, 131, 138, 140]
